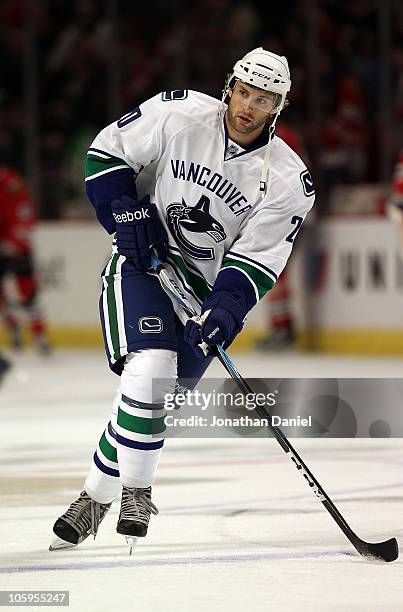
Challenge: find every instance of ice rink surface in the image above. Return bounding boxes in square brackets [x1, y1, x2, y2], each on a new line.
[1, 349, 403, 611]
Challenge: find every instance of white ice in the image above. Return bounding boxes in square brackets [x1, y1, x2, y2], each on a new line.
[1, 349, 403, 612]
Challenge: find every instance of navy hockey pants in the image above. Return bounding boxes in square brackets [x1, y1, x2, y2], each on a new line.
[99, 252, 213, 384]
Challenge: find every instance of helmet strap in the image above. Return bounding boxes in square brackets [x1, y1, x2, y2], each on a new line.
[259, 112, 281, 199]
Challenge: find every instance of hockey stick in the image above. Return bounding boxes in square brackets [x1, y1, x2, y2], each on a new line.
[150, 256, 398, 562]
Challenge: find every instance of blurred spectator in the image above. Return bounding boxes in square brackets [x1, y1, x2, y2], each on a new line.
[0, 0, 402, 218]
[320, 73, 369, 191]
[0, 165, 51, 354]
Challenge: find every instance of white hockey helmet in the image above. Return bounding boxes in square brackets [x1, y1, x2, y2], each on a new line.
[222, 48, 292, 198]
[224, 47, 291, 112]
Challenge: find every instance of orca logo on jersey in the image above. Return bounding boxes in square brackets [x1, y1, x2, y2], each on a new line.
[166, 195, 226, 260]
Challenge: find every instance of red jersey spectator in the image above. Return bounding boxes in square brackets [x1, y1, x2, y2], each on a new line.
[0, 166, 51, 353]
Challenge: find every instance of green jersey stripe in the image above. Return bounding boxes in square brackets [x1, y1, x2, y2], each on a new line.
[169, 246, 213, 288]
[117, 407, 166, 435]
[166, 256, 202, 305]
[167, 252, 211, 301]
[104, 253, 122, 360]
[221, 257, 275, 299]
[221, 265, 260, 304]
[85, 154, 130, 179]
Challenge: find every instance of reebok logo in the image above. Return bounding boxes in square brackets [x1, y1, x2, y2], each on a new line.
[207, 326, 220, 340]
[113, 208, 150, 223]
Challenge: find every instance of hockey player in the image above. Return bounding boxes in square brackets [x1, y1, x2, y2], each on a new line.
[0, 166, 51, 354]
[50, 48, 315, 552]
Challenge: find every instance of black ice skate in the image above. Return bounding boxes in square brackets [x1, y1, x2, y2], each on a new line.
[116, 486, 159, 554]
[49, 491, 112, 551]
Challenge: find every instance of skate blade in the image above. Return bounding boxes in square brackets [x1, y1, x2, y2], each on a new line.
[49, 535, 78, 551]
[125, 536, 138, 555]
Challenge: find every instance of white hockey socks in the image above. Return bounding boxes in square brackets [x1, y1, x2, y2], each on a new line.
[115, 349, 176, 488]
[84, 349, 176, 500]
[84, 389, 122, 504]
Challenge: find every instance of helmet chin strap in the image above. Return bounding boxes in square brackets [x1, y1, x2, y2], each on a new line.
[259, 111, 281, 200]
[219, 80, 284, 201]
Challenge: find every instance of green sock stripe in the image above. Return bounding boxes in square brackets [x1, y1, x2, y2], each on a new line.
[117, 407, 166, 435]
[99, 432, 118, 463]
[221, 258, 275, 299]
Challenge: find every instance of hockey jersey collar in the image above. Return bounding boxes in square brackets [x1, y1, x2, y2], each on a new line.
[222, 116, 271, 160]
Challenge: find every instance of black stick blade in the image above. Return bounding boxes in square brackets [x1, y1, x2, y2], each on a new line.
[355, 537, 398, 562]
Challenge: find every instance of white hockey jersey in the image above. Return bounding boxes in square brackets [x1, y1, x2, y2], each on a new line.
[85, 89, 315, 322]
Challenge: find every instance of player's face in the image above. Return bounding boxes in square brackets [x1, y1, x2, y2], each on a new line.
[226, 82, 276, 142]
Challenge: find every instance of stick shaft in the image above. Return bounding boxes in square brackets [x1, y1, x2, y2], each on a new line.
[151, 259, 398, 561]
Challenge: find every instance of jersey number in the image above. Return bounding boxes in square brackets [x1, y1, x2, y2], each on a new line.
[161, 89, 188, 101]
[286, 215, 303, 244]
[117, 106, 142, 128]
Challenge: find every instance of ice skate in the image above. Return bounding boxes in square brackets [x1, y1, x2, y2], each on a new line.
[116, 486, 158, 554]
[49, 491, 112, 551]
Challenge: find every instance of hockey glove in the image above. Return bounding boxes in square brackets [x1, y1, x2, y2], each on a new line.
[111, 194, 168, 271]
[184, 291, 246, 360]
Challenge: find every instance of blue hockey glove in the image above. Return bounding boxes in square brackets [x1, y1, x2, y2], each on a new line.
[184, 291, 246, 359]
[111, 194, 168, 271]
